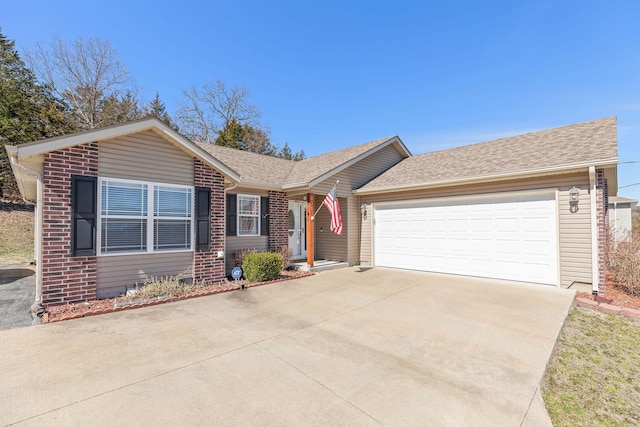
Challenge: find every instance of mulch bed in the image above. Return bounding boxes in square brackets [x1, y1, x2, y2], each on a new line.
[44, 270, 314, 323]
[576, 275, 640, 312]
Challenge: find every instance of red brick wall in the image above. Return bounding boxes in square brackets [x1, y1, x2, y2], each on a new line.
[193, 159, 225, 283]
[596, 169, 608, 293]
[42, 143, 98, 306]
[268, 190, 288, 252]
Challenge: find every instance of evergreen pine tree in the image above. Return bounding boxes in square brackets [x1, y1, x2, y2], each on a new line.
[0, 28, 74, 200]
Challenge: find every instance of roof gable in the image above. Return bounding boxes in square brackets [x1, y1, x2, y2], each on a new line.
[8, 118, 241, 181]
[356, 117, 618, 194]
[198, 135, 411, 191]
[283, 136, 411, 189]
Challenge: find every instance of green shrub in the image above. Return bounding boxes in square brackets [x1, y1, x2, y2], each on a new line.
[242, 252, 283, 282]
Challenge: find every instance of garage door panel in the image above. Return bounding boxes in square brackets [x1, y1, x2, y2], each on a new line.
[469, 218, 492, 232]
[374, 193, 558, 285]
[523, 217, 551, 232]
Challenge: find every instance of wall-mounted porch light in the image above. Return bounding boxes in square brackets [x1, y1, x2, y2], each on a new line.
[360, 203, 368, 219]
[569, 186, 580, 213]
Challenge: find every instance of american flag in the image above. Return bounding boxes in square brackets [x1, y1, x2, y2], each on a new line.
[322, 184, 343, 235]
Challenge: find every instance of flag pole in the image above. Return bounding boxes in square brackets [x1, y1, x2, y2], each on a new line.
[311, 180, 339, 220]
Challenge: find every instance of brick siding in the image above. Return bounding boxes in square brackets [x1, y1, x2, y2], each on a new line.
[268, 190, 288, 252]
[596, 169, 608, 293]
[193, 159, 226, 283]
[42, 143, 98, 306]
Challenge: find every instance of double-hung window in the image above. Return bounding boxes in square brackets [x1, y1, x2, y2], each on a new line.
[99, 178, 193, 255]
[237, 194, 260, 236]
[154, 186, 192, 250]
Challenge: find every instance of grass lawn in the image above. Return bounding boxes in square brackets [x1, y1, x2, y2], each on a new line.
[543, 307, 640, 426]
[0, 205, 34, 264]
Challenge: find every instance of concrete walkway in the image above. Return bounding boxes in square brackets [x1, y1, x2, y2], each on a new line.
[0, 268, 574, 426]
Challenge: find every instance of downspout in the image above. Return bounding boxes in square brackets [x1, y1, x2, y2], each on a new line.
[9, 156, 44, 304]
[612, 201, 618, 242]
[589, 166, 599, 294]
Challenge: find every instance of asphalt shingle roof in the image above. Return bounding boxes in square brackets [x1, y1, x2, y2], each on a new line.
[358, 117, 618, 192]
[197, 136, 400, 188]
[196, 143, 294, 187]
[283, 137, 398, 187]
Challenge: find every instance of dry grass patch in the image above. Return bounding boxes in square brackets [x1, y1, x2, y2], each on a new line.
[0, 204, 34, 264]
[607, 230, 640, 297]
[134, 275, 203, 299]
[543, 307, 640, 426]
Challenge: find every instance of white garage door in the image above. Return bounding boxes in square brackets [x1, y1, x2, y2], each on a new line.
[373, 191, 558, 285]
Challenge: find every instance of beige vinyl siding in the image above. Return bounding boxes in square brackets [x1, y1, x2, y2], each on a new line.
[225, 236, 269, 274]
[345, 196, 360, 264]
[360, 204, 373, 266]
[96, 130, 196, 296]
[310, 144, 406, 264]
[360, 172, 592, 288]
[310, 144, 406, 195]
[99, 130, 194, 185]
[97, 252, 193, 298]
[315, 197, 348, 261]
[225, 191, 271, 273]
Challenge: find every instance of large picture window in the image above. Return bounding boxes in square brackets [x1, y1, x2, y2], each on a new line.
[237, 194, 260, 236]
[99, 178, 193, 255]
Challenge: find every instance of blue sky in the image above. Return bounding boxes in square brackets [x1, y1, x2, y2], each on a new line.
[2, 1, 640, 199]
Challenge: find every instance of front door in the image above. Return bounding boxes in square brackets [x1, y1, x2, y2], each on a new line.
[288, 201, 307, 259]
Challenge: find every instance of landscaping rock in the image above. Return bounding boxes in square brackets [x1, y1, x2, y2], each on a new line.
[598, 303, 623, 315]
[621, 307, 640, 320]
[575, 297, 598, 309]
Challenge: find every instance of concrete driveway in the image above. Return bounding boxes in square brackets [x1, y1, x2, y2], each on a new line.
[0, 264, 36, 331]
[0, 267, 574, 426]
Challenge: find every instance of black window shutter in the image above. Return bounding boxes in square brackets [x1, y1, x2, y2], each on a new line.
[260, 197, 269, 236]
[71, 175, 97, 256]
[195, 187, 211, 250]
[226, 194, 237, 236]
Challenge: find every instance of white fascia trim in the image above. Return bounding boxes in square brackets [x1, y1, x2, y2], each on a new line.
[16, 119, 162, 157]
[353, 160, 619, 195]
[13, 118, 242, 182]
[6, 149, 29, 201]
[282, 136, 411, 191]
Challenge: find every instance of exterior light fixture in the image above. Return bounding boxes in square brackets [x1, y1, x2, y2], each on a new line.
[569, 186, 580, 213]
[360, 203, 368, 219]
[569, 186, 580, 202]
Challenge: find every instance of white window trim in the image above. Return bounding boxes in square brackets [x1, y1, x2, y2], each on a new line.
[97, 177, 195, 256]
[237, 194, 260, 237]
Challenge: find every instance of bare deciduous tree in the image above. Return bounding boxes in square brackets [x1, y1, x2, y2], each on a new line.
[26, 37, 137, 129]
[175, 80, 261, 142]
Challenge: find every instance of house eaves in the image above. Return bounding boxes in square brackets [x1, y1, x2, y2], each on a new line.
[353, 159, 619, 196]
[10, 118, 242, 182]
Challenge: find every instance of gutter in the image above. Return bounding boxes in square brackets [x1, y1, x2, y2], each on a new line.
[589, 166, 599, 294]
[353, 160, 619, 196]
[9, 155, 44, 304]
[234, 179, 285, 192]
